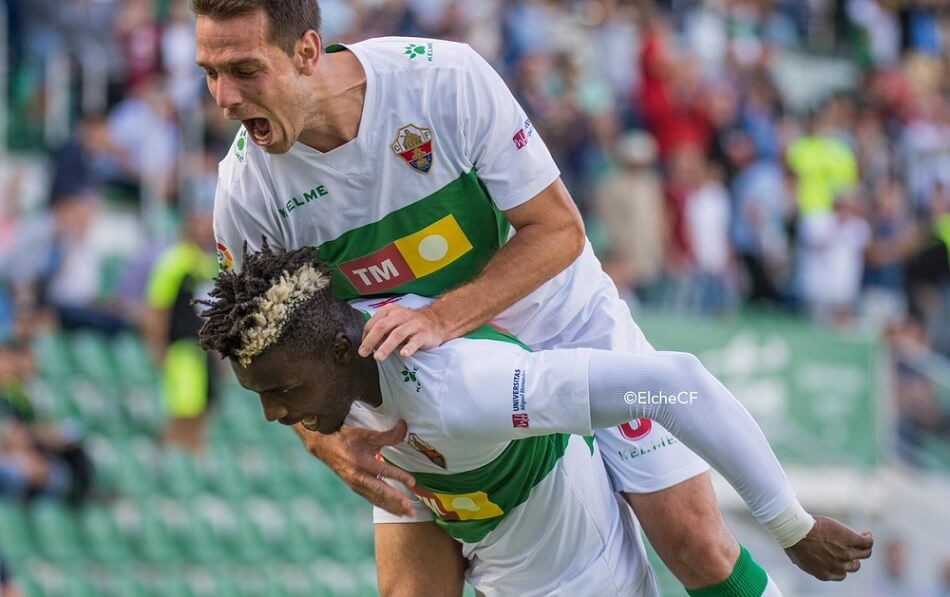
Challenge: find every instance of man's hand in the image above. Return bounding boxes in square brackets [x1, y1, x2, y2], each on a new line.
[296, 420, 418, 516]
[359, 304, 446, 361]
[785, 516, 873, 581]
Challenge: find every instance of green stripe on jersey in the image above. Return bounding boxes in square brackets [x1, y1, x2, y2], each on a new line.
[317, 169, 510, 300]
[411, 433, 570, 543]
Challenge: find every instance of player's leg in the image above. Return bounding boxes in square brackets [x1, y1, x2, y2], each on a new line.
[375, 521, 465, 597]
[624, 471, 737, 587]
[161, 340, 211, 451]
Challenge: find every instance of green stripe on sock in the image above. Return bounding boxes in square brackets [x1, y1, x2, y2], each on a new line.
[686, 546, 769, 597]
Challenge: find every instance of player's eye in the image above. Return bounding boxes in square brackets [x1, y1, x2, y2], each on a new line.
[204, 69, 218, 80]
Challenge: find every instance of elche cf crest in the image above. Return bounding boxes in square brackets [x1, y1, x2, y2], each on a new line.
[392, 124, 434, 174]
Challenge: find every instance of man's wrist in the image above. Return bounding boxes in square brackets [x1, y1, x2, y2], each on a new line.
[766, 500, 816, 549]
[422, 300, 456, 340]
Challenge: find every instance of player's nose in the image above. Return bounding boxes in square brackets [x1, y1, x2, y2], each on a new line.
[261, 398, 287, 423]
[214, 77, 243, 113]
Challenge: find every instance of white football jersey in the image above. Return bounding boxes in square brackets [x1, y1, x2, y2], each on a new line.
[212, 36, 605, 347]
[346, 294, 653, 597]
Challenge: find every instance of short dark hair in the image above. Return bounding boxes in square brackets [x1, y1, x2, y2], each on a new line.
[197, 240, 359, 365]
[190, 0, 321, 55]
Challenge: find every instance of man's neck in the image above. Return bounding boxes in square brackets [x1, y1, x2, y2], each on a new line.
[355, 354, 384, 408]
[297, 50, 367, 153]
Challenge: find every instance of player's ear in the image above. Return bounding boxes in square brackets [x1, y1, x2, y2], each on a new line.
[332, 332, 352, 366]
[295, 30, 321, 76]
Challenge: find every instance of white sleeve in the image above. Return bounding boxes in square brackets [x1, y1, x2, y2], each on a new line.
[585, 349, 798, 525]
[441, 343, 799, 526]
[438, 343, 592, 443]
[457, 47, 561, 211]
[212, 168, 284, 272]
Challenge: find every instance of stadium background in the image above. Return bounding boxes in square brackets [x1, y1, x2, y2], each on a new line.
[1, 0, 950, 595]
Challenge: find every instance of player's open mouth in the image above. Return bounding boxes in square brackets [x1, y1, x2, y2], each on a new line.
[243, 118, 271, 144]
[301, 416, 320, 432]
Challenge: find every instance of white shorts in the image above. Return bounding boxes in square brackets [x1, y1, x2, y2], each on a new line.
[524, 272, 710, 493]
[376, 438, 659, 597]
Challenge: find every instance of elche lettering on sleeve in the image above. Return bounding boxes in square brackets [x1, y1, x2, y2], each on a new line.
[338, 214, 473, 293]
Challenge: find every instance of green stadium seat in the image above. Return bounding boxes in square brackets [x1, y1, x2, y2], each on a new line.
[79, 505, 130, 563]
[121, 382, 165, 436]
[150, 571, 195, 597]
[32, 331, 73, 380]
[13, 573, 45, 597]
[68, 332, 117, 382]
[197, 446, 249, 500]
[27, 378, 79, 421]
[234, 445, 296, 500]
[31, 501, 85, 562]
[114, 436, 160, 498]
[0, 500, 34, 563]
[110, 333, 159, 385]
[100, 566, 151, 597]
[65, 379, 126, 435]
[159, 449, 202, 499]
[186, 496, 266, 564]
[116, 499, 179, 563]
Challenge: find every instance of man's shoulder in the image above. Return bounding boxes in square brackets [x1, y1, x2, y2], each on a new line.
[346, 36, 474, 76]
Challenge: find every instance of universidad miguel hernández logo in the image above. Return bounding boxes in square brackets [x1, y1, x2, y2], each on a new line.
[392, 124, 434, 174]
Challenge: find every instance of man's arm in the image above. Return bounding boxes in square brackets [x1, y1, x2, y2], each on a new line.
[442, 346, 872, 580]
[360, 179, 585, 360]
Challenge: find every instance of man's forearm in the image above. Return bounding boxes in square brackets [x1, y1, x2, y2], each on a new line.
[586, 350, 804, 530]
[429, 220, 584, 339]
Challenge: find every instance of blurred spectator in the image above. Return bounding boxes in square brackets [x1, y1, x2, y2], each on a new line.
[871, 538, 927, 596]
[105, 75, 179, 203]
[162, 0, 203, 111]
[905, 181, 950, 331]
[797, 191, 871, 324]
[933, 558, 950, 597]
[730, 131, 792, 305]
[786, 100, 859, 216]
[887, 317, 949, 464]
[48, 115, 137, 202]
[0, 191, 126, 335]
[863, 177, 918, 326]
[638, 15, 711, 161]
[0, 339, 93, 504]
[594, 131, 666, 300]
[142, 200, 217, 452]
[0, 557, 20, 597]
[683, 159, 736, 315]
[113, 0, 163, 88]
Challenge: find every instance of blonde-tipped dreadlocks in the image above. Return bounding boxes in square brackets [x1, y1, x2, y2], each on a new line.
[197, 239, 347, 366]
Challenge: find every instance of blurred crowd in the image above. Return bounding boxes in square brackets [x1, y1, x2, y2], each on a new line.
[1, 0, 950, 593]
[1, 0, 950, 457]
